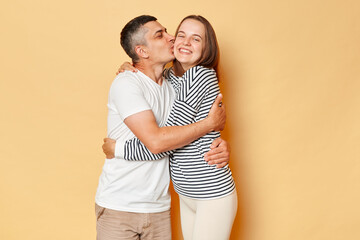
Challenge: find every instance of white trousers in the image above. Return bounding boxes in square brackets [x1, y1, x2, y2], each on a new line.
[179, 189, 238, 240]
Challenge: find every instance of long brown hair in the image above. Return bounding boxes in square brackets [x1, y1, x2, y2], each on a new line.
[173, 15, 220, 75]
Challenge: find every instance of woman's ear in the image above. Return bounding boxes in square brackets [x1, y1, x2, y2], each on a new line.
[135, 46, 149, 59]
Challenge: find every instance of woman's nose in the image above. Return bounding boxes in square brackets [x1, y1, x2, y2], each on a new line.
[183, 38, 190, 45]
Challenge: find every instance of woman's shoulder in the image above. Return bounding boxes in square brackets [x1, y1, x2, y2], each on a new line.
[185, 66, 217, 84]
[191, 65, 216, 74]
[185, 66, 217, 81]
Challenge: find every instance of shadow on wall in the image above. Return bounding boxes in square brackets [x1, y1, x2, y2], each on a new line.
[218, 61, 247, 240]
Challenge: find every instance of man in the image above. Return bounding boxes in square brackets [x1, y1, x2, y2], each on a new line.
[95, 15, 228, 240]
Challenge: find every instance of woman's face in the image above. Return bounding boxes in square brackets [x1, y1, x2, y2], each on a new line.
[174, 19, 205, 71]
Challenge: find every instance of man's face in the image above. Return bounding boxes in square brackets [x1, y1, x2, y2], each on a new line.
[142, 21, 175, 64]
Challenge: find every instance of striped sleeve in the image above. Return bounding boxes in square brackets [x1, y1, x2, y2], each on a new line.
[123, 137, 174, 161]
[122, 66, 219, 162]
[168, 67, 219, 119]
[167, 66, 234, 199]
[191, 67, 221, 157]
[166, 66, 221, 155]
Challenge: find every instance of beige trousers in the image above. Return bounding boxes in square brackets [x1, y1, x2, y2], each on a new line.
[179, 189, 238, 240]
[95, 204, 171, 240]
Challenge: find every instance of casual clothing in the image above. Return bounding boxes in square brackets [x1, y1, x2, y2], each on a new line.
[95, 70, 175, 213]
[115, 66, 235, 200]
[95, 204, 171, 240]
[179, 190, 238, 240]
[166, 66, 235, 199]
[112, 66, 237, 239]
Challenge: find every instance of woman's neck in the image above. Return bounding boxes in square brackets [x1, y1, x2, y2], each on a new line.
[173, 61, 184, 77]
[173, 60, 194, 77]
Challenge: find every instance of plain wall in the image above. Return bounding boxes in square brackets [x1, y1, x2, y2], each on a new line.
[1, 0, 359, 239]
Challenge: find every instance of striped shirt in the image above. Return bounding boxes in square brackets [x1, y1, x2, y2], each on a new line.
[123, 66, 235, 199]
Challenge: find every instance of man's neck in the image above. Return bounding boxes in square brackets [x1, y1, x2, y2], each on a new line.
[134, 62, 165, 85]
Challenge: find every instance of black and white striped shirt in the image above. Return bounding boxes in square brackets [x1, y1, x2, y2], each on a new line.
[123, 66, 235, 199]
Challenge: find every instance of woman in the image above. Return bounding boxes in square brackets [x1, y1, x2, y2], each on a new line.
[114, 15, 237, 239]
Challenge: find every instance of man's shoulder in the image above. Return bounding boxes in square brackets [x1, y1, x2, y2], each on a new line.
[111, 71, 144, 89]
[113, 70, 139, 83]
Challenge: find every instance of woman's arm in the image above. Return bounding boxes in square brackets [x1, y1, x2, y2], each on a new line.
[103, 136, 230, 166]
[166, 66, 229, 166]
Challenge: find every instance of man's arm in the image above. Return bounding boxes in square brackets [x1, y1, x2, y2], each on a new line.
[123, 93, 225, 154]
[102, 94, 225, 159]
[103, 91, 230, 167]
[108, 70, 225, 158]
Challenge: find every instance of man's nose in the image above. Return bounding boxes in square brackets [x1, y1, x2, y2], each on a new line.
[166, 33, 175, 43]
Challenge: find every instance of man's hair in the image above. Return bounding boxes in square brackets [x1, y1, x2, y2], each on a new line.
[174, 15, 219, 70]
[120, 15, 157, 63]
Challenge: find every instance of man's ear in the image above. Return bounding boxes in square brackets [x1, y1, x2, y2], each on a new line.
[135, 46, 149, 59]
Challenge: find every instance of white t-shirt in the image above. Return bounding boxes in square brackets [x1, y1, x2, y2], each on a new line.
[95, 70, 175, 213]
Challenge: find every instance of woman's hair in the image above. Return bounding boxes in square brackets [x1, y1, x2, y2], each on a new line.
[174, 15, 220, 71]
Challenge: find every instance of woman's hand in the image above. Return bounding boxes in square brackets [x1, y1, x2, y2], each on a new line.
[116, 62, 138, 75]
[102, 138, 116, 159]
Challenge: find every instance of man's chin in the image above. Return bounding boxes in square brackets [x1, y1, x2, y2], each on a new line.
[167, 56, 175, 62]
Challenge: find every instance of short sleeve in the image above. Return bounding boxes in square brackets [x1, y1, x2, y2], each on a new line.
[109, 73, 151, 121]
[180, 66, 219, 112]
[165, 66, 220, 127]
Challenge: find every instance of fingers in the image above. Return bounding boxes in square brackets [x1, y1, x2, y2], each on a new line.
[204, 144, 230, 167]
[116, 63, 138, 75]
[116, 69, 125, 75]
[215, 162, 228, 168]
[215, 94, 226, 110]
[205, 139, 229, 161]
[204, 147, 222, 160]
[103, 138, 116, 143]
[205, 152, 230, 163]
[208, 94, 226, 132]
[213, 93, 223, 107]
[207, 157, 229, 168]
[210, 137, 222, 149]
[207, 157, 228, 164]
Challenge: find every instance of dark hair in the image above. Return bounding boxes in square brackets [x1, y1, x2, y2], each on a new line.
[174, 15, 220, 70]
[120, 15, 157, 63]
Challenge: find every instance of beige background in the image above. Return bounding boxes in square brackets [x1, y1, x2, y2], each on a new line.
[1, 0, 359, 239]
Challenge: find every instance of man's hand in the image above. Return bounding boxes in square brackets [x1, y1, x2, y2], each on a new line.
[204, 137, 230, 168]
[116, 62, 138, 75]
[102, 138, 116, 159]
[207, 94, 226, 132]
